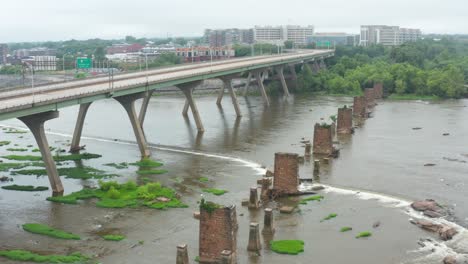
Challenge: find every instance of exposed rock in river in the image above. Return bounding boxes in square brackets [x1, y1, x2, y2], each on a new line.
[411, 199, 446, 217]
[443, 255, 457, 264]
[411, 219, 458, 241]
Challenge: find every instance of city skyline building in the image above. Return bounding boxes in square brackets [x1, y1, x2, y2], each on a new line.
[360, 25, 421, 46]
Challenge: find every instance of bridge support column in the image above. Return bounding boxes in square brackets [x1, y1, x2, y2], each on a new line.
[114, 93, 151, 158]
[70, 102, 92, 153]
[289, 64, 297, 88]
[18, 111, 64, 194]
[319, 59, 327, 70]
[276, 66, 290, 97]
[221, 77, 242, 117]
[254, 71, 270, 106]
[139, 89, 154, 128]
[242, 72, 252, 97]
[312, 61, 320, 73]
[177, 82, 205, 133]
[216, 80, 225, 106]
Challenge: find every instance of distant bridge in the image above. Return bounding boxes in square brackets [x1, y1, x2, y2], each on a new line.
[0, 50, 334, 193]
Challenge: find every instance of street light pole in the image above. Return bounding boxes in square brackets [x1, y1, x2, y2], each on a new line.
[145, 53, 148, 83]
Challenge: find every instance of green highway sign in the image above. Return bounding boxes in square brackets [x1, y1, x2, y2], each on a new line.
[316, 41, 331, 47]
[76, 58, 92, 69]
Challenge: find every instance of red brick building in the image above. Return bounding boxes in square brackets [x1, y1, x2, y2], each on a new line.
[106, 43, 144, 55]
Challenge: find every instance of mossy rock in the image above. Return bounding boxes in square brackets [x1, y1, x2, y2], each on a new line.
[0, 250, 88, 263]
[270, 240, 304, 255]
[22, 223, 80, 240]
[299, 195, 324, 205]
[102, 234, 125, 241]
[2, 185, 48, 192]
[356, 231, 372, 238]
[202, 188, 228, 196]
[321, 213, 337, 222]
[47, 181, 187, 210]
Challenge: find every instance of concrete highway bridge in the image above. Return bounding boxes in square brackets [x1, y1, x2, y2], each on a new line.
[0, 49, 334, 193]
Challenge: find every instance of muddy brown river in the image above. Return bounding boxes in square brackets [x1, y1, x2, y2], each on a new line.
[1, 94, 467, 263]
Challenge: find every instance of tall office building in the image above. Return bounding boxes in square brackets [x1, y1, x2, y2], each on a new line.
[253, 25, 314, 46]
[360, 25, 421, 46]
[253, 26, 285, 45]
[285, 25, 315, 46]
[204, 29, 254, 47]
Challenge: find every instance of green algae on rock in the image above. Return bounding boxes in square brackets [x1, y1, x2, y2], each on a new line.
[130, 158, 163, 167]
[103, 234, 125, 241]
[136, 169, 168, 175]
[340, 227, 353, 232]
[299, 195, 324, 205]
[270, 240, 305, 255]
[12, 166, 117, 180]
[47, 181, 187, 210]
[202, 188, 228, 196]
[0, 250, 88, 263]
[22, 223, 80, 240]
[321, 213, 338, 222]
[6, 148, 28, 152]
[198, 177, 209, 183]
[1, 185, 48, 192]
[0, 141, 11, 146]
[104, 162, 129, 169]
[2, 152, 101, 162]
[356, 231, 372, 238]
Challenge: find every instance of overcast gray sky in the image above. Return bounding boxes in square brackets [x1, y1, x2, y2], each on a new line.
[1, 0, 467, 42]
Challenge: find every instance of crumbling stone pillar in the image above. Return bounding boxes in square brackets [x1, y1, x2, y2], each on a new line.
[260, 178, 271, 202]
[220, 250, 233, 264]
[373, 82, 384, 99]
[353, 96, 367, 118]
[314, 159, 320, 174]
[313, 123, 333, 155]
[176, 244, 189, 264]
[248, 187, 259, 209]
[262, 208, 275, 235]
[337, 106, 353, 134]
[365, 88, 375, 108]
[273, 153, 299, 195]
[199, 204, 237, 263]
[304, 143, 311, 159]
[247, 222, 262, 252]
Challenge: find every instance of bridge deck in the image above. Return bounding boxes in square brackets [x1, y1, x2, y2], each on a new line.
[0, 50, 333, 121]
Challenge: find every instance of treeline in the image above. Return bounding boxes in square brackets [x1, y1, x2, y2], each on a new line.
[295, 39, 468, 98]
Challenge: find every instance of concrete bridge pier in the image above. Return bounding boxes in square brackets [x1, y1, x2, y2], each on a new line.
[220, 75, 242, 117]
[241, 72, 252, 96]
[275, 66, 290, 97]
[177, 81, 205, 133]
[70, 102, 92, 153]
[288, 64, 298, 89]
[254, 70, 270, 106]
[18, 111, 64, 194]
[139, 89, 154, 128]
[319, 59, 327, 70]
[114, 93, 151, 158]
[312, 61, 320, 73]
